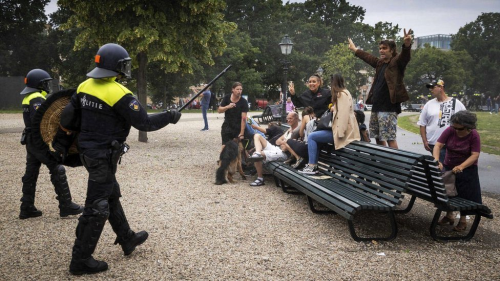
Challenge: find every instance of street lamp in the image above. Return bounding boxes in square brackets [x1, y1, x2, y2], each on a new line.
[279, 34, 293, 123]
[316, 66, 324, 77]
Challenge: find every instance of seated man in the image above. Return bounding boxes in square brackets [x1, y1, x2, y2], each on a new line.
[248, 112, 300, 186]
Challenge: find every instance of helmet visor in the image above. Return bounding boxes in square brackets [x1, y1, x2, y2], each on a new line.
[118, 59, 132, 78]
[40, 78, 53, 93]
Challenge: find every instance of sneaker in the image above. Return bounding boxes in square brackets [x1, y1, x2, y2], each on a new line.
[299, 164, 319, 175]
[247, 152, 264, 162]
[291, 157, 304, 169]
[200, 128, 209, 131]
[250, 178, 265, 186]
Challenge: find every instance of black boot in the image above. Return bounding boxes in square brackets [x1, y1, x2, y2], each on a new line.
[108, 197, 148, 255]
[19, 200, 42, 219]
[114, 230, 149, 256]
[19, 184, 42, 219]
[70, 200, 109, 275]
[51, 165, 83, 217]
[69, 256, 108, 276]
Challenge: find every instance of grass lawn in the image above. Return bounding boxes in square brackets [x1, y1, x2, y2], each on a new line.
[399, 112, 500, 156]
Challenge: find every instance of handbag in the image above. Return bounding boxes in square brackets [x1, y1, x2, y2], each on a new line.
[316, 111, 333, 131]
[442, 170, 458, 197]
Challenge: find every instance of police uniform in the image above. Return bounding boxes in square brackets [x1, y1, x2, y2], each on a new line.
[19, 69, 83, 219]
[67, 43, 181, 275]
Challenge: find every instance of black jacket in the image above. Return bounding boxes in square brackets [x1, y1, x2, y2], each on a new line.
[290, 87, 331, 117]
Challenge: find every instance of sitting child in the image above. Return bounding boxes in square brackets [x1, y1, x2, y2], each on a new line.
[354, 110, 370, 142]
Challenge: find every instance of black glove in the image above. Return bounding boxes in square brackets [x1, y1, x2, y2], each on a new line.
[167, 110, 182, 124]
[51, 127, 74, 162]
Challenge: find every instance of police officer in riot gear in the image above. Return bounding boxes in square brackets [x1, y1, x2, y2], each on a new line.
[63, 43, 182, 275]
[19, 69, 84, 219]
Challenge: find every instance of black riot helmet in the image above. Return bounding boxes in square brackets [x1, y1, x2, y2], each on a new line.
[87, 43, 132, 79]
[20, 69, 53, 95]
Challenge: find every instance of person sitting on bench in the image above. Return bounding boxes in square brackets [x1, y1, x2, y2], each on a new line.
[300, 73, 360, 174]
[248, 112, 300, 186]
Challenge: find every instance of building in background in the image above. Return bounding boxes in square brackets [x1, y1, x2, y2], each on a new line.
[413, 34, 452, 50]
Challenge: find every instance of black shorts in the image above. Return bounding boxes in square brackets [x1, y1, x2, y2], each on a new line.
[287, 139, 308, 159]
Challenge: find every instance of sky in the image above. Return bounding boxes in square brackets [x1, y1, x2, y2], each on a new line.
[45, 0, 500, 37]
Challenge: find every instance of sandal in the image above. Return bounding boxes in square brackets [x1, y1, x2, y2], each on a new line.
[250, 178, 265, 186]
[247, 152, 264, 163]
[453, 221, 467, 232]
[438, 216, 455, 226]
[283, 156, 296, 165]
[291, 157, 304, 169]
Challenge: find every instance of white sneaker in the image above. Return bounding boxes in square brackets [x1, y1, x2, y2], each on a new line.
[299, 164, 319, 174]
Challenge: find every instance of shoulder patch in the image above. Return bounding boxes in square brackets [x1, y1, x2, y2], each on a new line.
[33, 103, 42, 111]
[129, 99, 140, 111]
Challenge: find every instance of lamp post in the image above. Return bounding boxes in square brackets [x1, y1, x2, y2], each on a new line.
[316, 66, 324, 77]
[279, 34, 293, 123]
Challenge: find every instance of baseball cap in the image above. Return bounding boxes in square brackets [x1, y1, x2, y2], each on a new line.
[426, 79, 445, 88]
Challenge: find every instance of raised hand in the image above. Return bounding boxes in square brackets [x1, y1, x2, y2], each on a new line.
[403, 28, 413, 47]
[288, 81, 295, 95]
[348, 38, 358, 52]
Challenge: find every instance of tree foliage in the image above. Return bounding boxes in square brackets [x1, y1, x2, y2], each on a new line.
[404, 45, 473, 101]
[0, 0, 56, 76]
[451, 12, 500, 96]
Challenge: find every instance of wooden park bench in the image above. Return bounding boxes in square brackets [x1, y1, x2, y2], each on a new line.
[265, 141, 493, 242]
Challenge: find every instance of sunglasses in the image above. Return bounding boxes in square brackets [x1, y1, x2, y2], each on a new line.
[452, 126, 466, 131]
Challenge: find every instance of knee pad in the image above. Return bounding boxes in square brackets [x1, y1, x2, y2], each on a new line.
[51, 165, 67, 184]
[88, 198, 110, 221]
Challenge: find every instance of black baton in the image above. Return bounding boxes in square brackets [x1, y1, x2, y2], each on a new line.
[179, 64, 232, 112]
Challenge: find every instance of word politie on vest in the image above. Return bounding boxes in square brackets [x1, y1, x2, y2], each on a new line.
[81, 95, 103, 110]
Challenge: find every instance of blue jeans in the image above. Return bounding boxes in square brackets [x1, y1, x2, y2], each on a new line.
[202, 105, 209, 129]
[307, 130, 333, 164]
[495, 103, 499, 114]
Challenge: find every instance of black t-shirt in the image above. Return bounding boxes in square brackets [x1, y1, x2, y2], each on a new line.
[266, 126, 284, 146]
[220, 94, 249, 132]
[372, 64, 401, 113]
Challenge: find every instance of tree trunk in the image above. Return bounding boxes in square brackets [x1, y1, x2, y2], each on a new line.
[163, 85, 167, 110]
[137, 51, 148, 143]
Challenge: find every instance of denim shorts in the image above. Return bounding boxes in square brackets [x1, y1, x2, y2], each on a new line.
[369, 112, 398, 141]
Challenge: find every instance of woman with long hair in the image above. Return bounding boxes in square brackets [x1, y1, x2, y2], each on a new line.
[289, 74, 331, 118]
[299, 73, 360, 174]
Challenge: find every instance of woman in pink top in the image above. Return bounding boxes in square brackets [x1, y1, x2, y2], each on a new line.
[433, 111, 481, 232]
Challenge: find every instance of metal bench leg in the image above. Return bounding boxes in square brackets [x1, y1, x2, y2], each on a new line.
[307, 196, 336, 214]
[347, 211, 398, 242]
[430, 209, 483, 242]
[394, 195, 416, 214]
[273, 176, 281, 187]
[280, 180, 302, 195]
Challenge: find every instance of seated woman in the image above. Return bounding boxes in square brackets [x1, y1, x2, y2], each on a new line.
[283, 106, 316, 169]
[299, 73, 360, 174]
[433, 110, 482, 232]
[289, 74, 331, 118]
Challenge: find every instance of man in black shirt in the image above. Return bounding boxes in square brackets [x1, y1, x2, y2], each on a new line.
[348, 29, 413, 148]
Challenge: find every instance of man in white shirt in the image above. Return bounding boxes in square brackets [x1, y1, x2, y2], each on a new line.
[417, 79, 466, 162]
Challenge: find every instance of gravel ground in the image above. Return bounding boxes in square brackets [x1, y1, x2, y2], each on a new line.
[0, 112, 499, 280]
